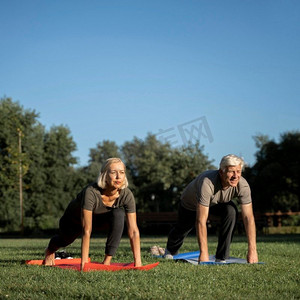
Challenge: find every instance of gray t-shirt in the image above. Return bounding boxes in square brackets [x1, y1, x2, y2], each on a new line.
[63, 183, 136, 222]
[181, 170, 252, 211]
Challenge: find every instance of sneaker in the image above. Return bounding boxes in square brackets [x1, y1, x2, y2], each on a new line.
[215, 258, 226, 263]
[150, 245, 165, 256]
[163, 249, 174, 260]
[55, 250, 73, 259]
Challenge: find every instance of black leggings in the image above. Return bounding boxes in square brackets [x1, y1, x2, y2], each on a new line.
[166, 201, 238, 260]
[47, 208, 125, 256]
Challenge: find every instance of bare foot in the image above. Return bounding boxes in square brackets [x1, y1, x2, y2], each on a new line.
[102, 254, 112, 265]
[43, 248, 55, 266]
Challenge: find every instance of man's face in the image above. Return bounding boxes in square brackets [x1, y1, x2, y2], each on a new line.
[219, 165, 242, 189]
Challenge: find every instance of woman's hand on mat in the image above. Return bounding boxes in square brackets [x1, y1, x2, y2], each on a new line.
[80, 260, 88, 271]
[80, 262, 85, 271]
[134, 259, 142, 267]
[80, 258, 89, 271]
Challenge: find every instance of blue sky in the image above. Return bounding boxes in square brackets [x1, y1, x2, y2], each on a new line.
[1, 0, 299, 167]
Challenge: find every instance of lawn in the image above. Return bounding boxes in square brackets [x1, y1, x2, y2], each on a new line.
[0, 234, 299, 299]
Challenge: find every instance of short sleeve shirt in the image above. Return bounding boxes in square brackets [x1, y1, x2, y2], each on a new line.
[82, 184, 136, 214]
[181, 170, 252, 211]
[63, 183, 136, 222]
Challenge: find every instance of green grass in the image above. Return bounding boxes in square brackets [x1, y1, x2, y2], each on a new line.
[0, 234, 299, 299]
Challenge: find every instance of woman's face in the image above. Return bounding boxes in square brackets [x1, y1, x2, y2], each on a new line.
[106, 162, 126, 189]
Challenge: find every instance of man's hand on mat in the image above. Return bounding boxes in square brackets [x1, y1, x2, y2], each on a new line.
[198, 252, 209, 262]
[43, 248, 55, 266]
[247, 250, 258, 264]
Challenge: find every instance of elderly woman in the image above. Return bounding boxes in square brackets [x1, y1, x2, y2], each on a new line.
[44, 158, 142, 270]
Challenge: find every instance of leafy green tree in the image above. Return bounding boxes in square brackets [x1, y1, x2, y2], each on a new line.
[79, 140, 121, 187]
[170, 142, 215, 200]
[0, 97, 79, 231]
[244, 132, 300, 212]
[122, 134, 173, 211]
[21, 123, 47, 231]
[0, 97, 39, 230]
[122, 134, 214, 212]
[37, 126, 78, 229]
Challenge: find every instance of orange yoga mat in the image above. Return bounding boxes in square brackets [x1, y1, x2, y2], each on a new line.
[26, 258, 159, 272]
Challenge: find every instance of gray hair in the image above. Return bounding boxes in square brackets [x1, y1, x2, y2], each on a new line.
[219, 154, 245, 172]
[97, 158, 128, 189]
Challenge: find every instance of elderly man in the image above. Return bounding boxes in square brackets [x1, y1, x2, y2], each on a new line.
[164, 154, 258, 263]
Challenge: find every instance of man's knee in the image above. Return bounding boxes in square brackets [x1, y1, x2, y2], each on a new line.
[224, 203, 238, 220]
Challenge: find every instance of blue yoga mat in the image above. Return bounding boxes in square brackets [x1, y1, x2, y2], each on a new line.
[166, 251, 263, 265]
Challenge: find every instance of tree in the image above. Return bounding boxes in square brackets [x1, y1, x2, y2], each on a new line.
[170, 142, 215, 194]
[122, 134, 214, 212]
[37, 126, 78, 229]
[122, 134, 173, 211]
[79, 140, 121, 187]
[0, 97, 80, 231]
[20, 122, 46, 231]
[0, 97, 38, 230]
[244, 132, 300, 212]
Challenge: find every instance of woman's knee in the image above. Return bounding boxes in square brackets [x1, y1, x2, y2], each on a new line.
[110, 208, 125, 227]
[111, 208, 125, 218]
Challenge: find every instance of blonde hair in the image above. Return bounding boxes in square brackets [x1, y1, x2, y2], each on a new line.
[219, 154, 245, 172]
[97, 158, 128, 189]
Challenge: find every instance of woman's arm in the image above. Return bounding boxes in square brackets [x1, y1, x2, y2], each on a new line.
[81, 209, 93, 271]
[126, 212, 142, 267]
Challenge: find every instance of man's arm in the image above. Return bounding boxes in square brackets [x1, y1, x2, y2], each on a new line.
[241, 203, 258, 263]
[196, 203, 210, 262]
